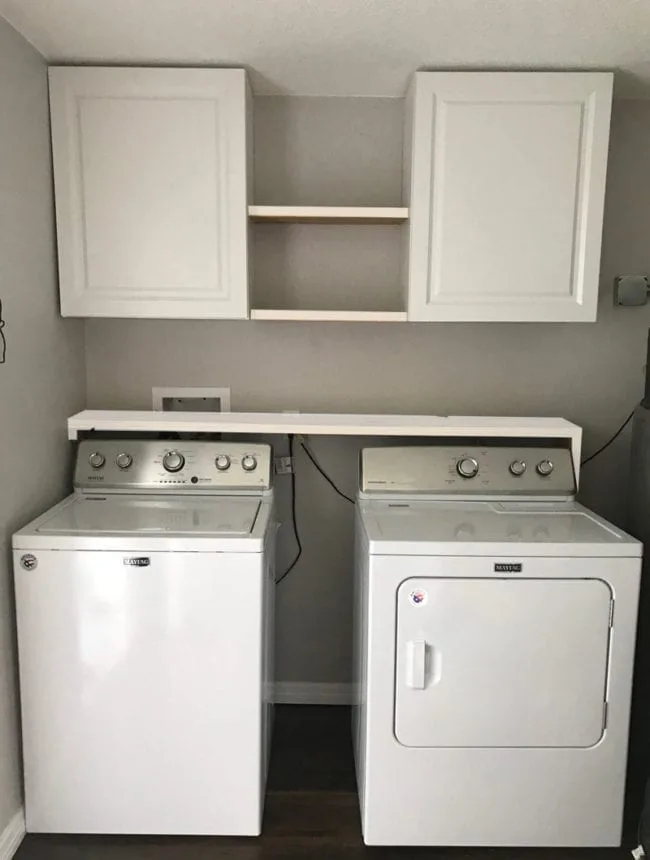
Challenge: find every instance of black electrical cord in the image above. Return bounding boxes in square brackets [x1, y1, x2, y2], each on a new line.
[0, 299, 6, 364]
[299, 439, 355, 504]
[580, 406, 637, 466]
[275, 434, 303, 585]
[276, 413, 636, 582]
[275, 435, 354, 584]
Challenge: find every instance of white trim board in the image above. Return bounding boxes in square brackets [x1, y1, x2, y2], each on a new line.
[274, 682, 353, 706]
[0, 809, 25, 860]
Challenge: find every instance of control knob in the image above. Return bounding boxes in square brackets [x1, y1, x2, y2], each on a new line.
[115, 452, 133, 471]
[241, 454, 258, 472]
[536, 459, 554, 477]
[88, 451, 105, 469]
[456, 457, 479, 479]
[215, 454, 231, 471]
[163, 450, 185, 473]
[509, 460, 526, 477]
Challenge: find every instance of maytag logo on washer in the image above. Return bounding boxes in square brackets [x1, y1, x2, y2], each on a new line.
[123, 557, 151, 567]
[494, 562, 523, 573]
[20, 554, 38, 571]
[409, 589, 428, 606]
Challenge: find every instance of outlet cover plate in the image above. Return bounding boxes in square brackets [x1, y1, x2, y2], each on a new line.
[615, 275, 649, 307]
[275, 456, 294, 475]
[152, 387, 231, 412]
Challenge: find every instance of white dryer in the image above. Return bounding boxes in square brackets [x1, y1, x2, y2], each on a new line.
[354, 443, 642, 847]
[13, 439, 275, 836]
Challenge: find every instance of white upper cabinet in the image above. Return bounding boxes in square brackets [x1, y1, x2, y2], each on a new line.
[49, 67, 250, 318]
[404, 72, 613, 322]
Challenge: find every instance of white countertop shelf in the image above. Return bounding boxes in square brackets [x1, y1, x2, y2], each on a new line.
[68, 408, 579, 448]
[249, 205, 409, 224]
[250, 309, 408, 322]
[68, 411, 583, 481]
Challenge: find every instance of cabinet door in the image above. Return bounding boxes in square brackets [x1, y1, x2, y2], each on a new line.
[49, 68, 250, 319]
[405, 73, 612, 322]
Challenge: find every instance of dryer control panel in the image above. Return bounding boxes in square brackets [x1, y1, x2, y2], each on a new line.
[360, 445, 575, 497]
[75, 440, 272, 492]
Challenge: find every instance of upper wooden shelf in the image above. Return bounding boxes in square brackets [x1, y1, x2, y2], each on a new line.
[248, 205, 409, 224]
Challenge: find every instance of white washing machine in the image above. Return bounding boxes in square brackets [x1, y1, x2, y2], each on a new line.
[13, 439, 275, 836]
[353, 442, 642, 847]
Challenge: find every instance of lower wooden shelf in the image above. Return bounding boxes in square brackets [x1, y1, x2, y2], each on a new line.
[250, 309, 408, 322]
[249, 205, 408, 224]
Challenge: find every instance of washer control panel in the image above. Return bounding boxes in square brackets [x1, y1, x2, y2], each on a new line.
[75, 440, 272, 491]
[361, 445, 575, 496]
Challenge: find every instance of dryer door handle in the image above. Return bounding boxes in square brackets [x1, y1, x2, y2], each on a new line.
[406, 640, 427, 689]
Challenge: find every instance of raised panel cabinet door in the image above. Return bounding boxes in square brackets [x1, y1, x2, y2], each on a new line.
[405, 72, 613, 322]
[49, 67, 250, 319]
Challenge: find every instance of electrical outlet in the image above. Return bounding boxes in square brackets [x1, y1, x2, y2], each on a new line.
[615, 275, 649, 307]
[275, 456, 294, 475]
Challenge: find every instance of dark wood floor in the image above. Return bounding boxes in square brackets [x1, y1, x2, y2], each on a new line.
[15, 706, 637, 859]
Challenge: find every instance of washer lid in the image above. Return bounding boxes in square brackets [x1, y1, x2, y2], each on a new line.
[35, 495, 262, 536]
[359, 500, 641, 556]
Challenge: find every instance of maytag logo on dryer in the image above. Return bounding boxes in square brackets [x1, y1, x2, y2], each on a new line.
[123, 557, 151, 567]
[494, 562, 523, 573]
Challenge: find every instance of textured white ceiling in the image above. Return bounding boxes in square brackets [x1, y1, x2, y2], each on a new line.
[1, 0, 650, 97]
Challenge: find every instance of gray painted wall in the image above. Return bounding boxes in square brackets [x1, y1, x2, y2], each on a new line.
[84, 96, 650, 689]
[0, 19, 86, 833]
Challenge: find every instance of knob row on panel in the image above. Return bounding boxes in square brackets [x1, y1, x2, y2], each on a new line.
[508, 459, 555, 477]
[455, 458, 556, 479]
[89, 452, 133, 470]
[214, 454, 258, 472]
[88, 452, 259, 473]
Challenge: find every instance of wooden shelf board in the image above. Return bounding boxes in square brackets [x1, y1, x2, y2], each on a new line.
[250, 309, 408, 322]
[67, 409, 581, 453]
[249, 205, 409, 224]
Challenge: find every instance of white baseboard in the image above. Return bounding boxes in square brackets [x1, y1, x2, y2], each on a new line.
[274, 682, 353, 705]
[0, 809, 25, 860]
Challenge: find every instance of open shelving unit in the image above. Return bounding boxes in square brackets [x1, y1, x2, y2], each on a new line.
[249, 97, 409, 323]
[250, 209, 408, 321]
[250, 211, 408, 321]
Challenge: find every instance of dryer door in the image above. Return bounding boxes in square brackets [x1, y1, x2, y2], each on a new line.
[395, 577, 612, 748]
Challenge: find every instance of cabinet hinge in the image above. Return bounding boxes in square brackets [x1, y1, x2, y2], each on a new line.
[609, 600, 615, 628]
